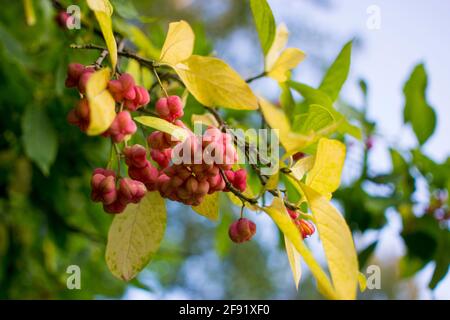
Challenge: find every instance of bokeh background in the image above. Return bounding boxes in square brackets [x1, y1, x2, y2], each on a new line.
[0, 0, 449, 299]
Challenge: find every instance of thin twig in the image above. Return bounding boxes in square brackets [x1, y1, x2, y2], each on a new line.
[246, 71, 266, 83]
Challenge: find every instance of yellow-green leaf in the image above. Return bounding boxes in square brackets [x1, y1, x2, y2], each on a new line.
[300, 183, 359, 299]
[284, 236, 302, 290]
[106, 192, 166, 281]
[23, 0, 36, 26]
[86, 68, 116, 136]
[87, 0, 117, 70]
[306, 138, 346, 200]
[250, 0, 276, 55]
[265, 23, 289, 71]
[87, 0, 113, 12]
[173, 55, 258, 110]
[291, 156, 314, 181]
[358, 272, 367, 292]
[191, 113, 219, 127]
[134, 116, 189, 142]
[267, 48, 305, 82]
[192, 193, 219, 221]
[258, 97, 314, 154]
[261, 197, 337, 299]
[265, 172, 279, 190]
[160, 20, 194, 65]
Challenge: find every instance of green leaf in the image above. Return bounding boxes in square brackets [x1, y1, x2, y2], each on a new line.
[192, 193, 219, 221]
[106, 192, 167, 281]
[319, 41, 352, 102]
[429, 232, 450, 289]
[295, 104, 335, 134]
[21, 105, 58, 176]
[403, 63, 437, 145]
[289, 81, 362, 139]
[250, 0, 276, 55]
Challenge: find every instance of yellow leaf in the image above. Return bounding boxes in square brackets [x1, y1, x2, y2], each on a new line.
[300, 183, 359, 299]
[86, 68, 116, 136]
[134, 116, 189, 142]
[284, 236, 302, 290]
[87, 0, 117, 70]
[173, 55, 258, 110]
[265, 172, 279, 190]
[87, 0, 113, 13]
[291, 156, 315, 181]
[262, 198, 337, 299]
[192, 193, 219, 221]
[267, 48, 305, 82]
[160, 20, 194, 65]
[265, 23, 289, 71]
[23, 0, 36, 26]
[358, 272, 367, 292]
[191, 113, 219, 127]
[258, 97, 314, 154]
[306, 138, 346, 200]
[106, 192, 166, 281]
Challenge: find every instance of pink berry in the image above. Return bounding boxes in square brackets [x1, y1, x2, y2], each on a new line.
[117, 178, 147, 205]
[228, 218, 256, 243]
[104, 111, 137, 142]
[155, 96, 183, 122]
[124, 145, 148, 168]
[151, 149, 172, 168]
[67, 98, 90, 132]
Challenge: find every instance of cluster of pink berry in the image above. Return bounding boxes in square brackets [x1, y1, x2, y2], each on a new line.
[65, 64, 150, 213]
[65, 63, 258, 244]
[140, 95, 248, 207]
[65, 64, 149, 143]
[90, 168, 147, 213]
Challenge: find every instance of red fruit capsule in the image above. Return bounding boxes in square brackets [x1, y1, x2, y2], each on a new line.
[228, 218, 256, 243]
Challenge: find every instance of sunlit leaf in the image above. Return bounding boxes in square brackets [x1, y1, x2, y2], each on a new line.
[160, 20, 194, 65]
[291, 156, 315, 181]
[265, 23, 289, 71]
[134, 116, 190, 141]
[23, 0, 36, 26]
[86, 68, 116, 136]
[306, 138, 346, 200]
[191, 113, 219, 127]
[87, 0, 117, 70]
[106, 192, 166, 281]
[295, 104, 335, 134]
[250, 0, 276, 55]
[173, 55, 258, 110]
[267, 48, 305, 82]
[258, 97, 314, 154]
[192, 193, 219, 221]
[284, 236, 302, 290]
[358, 272, 367, 292]
[261, 197, 337, 299]
[300, 184, 359, 299]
